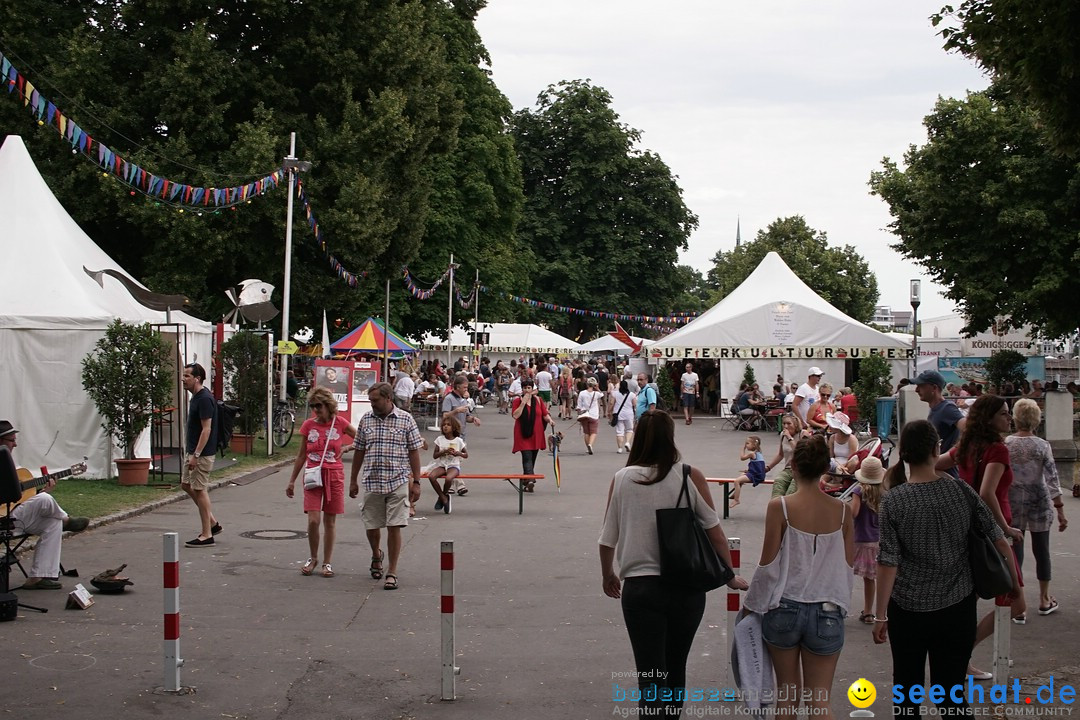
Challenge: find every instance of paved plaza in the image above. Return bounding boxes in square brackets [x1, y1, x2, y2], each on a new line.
[3, 407, 1079, 719]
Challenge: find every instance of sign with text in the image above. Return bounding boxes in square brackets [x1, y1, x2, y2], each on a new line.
[650, 346, 915, 361]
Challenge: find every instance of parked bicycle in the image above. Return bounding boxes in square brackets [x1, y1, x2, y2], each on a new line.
[272, 383, 310, 448]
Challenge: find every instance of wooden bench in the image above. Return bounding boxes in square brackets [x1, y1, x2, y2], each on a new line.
[706, 477, 775, 520]
[420, 473, 545, 515]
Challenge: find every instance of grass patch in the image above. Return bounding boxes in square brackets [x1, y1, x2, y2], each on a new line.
[50, 434, 302, 520]
[51, 478, 179, 519]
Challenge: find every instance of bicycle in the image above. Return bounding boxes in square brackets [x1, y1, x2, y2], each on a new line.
[273, 398, 296, 448]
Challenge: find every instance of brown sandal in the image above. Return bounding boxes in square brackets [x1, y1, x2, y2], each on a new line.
[383, 573, 398, 590]
[301, 558, 316, 576]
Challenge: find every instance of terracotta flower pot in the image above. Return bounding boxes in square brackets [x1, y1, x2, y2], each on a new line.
[115, 458, 152, 486]
[230, 433, 254, 455]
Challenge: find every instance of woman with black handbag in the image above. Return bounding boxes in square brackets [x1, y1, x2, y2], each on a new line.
[598, 410, 745, 718]
[874, 420, 1017, 716]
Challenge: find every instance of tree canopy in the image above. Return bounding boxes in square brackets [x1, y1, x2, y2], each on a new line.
[932, 1, 1080, 156]
[510, 80, 698, 341]
[869, 86, 1080, 337]
[0, 0, 524, 339]
[705, 216, 879, 323]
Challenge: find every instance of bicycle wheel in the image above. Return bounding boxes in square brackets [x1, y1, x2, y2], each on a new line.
[273, 408, 294, 447]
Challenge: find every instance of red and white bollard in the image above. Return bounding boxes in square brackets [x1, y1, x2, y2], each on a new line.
[726, 537, 741, 665]
[440, 541, 457, 701]
[163, 532, 183, 692]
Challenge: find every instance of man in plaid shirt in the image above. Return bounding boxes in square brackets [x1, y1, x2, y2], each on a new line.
[349, 382, 423, 590]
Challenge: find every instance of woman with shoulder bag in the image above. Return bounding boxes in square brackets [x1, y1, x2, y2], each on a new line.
[576, 376, 604, 455]
[286, 386, 356, 578]
[875, 420, 1016, 714]
[599, 411, 746, 718]
[609, 379, 637, 453]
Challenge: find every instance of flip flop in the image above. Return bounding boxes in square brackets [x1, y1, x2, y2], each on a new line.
[300, 558, 316, 576]
[1039, 598, 1060, 615]
[321, 563, 334, 578]
[383, 573, 398, 590]
[369, 550, 384, 580]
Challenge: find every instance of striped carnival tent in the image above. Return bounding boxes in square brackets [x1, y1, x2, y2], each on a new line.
[330, 317, 417, 358]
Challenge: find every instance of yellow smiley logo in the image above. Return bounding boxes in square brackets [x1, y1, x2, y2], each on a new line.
[847, 678, 876, 709]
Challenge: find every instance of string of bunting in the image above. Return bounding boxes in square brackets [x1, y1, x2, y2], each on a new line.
[402, 266, 450, 299]
[497, 291, 697, 325]
[398, 265, 697, 324]
[1, 51, 285, 209]
[295, 178, 367, 287]
[455, 284, 478, 310]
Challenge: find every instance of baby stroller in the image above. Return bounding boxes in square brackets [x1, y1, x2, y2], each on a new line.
[820, 434, 894, 499]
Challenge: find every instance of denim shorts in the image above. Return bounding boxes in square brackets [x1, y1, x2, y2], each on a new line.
[762, 598, 845, 655]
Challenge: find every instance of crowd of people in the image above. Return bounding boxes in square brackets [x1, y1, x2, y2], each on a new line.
[597, 363, 1072, 718]
[7, 349, 1072, 717]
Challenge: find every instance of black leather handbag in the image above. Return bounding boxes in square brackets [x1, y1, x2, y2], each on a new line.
[656, 465, 734, 592]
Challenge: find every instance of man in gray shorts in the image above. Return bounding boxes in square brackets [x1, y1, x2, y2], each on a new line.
[349, 382, 423, 590]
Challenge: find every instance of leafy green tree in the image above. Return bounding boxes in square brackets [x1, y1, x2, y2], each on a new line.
[0, 0, 488, 336]
[393, 0, 529, 340]
[984, 349, 1027, 392]
[742, 363, 757, 390]
[705, 216, 878, 323]
[852, 353, 894, 429]
[932, 1, 1080, 156]
[511, 80, 698, 341]
[869, 87, 1080, 337]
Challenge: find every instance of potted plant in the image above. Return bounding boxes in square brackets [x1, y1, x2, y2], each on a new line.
[82, 319, 173, 485]
[853, 353, 895, 436]
[219, 330, 269, 454]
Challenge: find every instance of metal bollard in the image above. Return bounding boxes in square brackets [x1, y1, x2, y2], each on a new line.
[726, 537, 741, 668]
[441, 541, 458, 700]
[163, 532, 183, 692]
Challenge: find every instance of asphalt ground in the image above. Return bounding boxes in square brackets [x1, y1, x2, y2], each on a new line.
[2, 406, 1079, 719]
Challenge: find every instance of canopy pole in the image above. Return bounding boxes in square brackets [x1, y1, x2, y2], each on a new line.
[384, 279, 391, 382]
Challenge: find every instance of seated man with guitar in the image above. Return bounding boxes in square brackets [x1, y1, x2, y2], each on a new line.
[0, 420, 88, 590]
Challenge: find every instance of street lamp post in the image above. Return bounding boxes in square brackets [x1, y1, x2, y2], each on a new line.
[910, 279, 921, 376]
[278, 134, 312, 399]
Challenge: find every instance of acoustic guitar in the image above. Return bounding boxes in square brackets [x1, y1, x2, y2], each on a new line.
[14, 460, 88, 505]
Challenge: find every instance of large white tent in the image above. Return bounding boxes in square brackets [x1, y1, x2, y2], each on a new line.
[418, 322, 577, 366]
[649, 252, 912, 400]
[0, 136, 213, 477]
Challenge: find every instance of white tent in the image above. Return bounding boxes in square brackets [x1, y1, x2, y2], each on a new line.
[0, 135, 213, 477]
[418, 322, 577, 366]
[649, 252, 912, 400]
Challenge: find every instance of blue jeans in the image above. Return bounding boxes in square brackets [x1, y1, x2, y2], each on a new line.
[762, 598, 845, 655]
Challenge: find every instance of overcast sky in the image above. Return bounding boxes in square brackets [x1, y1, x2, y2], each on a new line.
[475, 1, 990, 320]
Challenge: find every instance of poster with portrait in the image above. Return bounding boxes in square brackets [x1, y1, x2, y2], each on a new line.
[350, 361, 379, 423]
[314, 359, 354, 420]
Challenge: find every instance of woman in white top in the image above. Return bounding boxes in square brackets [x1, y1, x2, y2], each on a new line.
[743, 434, 854, 719]
[609, 379, 637, 453]
[599, 411, 746, 717]
[826, 412, 859, 474]
[576, 376, 604, 455]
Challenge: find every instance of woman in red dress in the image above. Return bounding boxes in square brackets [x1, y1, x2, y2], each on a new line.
[512, 377, 555, 492]
[937, 394, 1023, 679]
